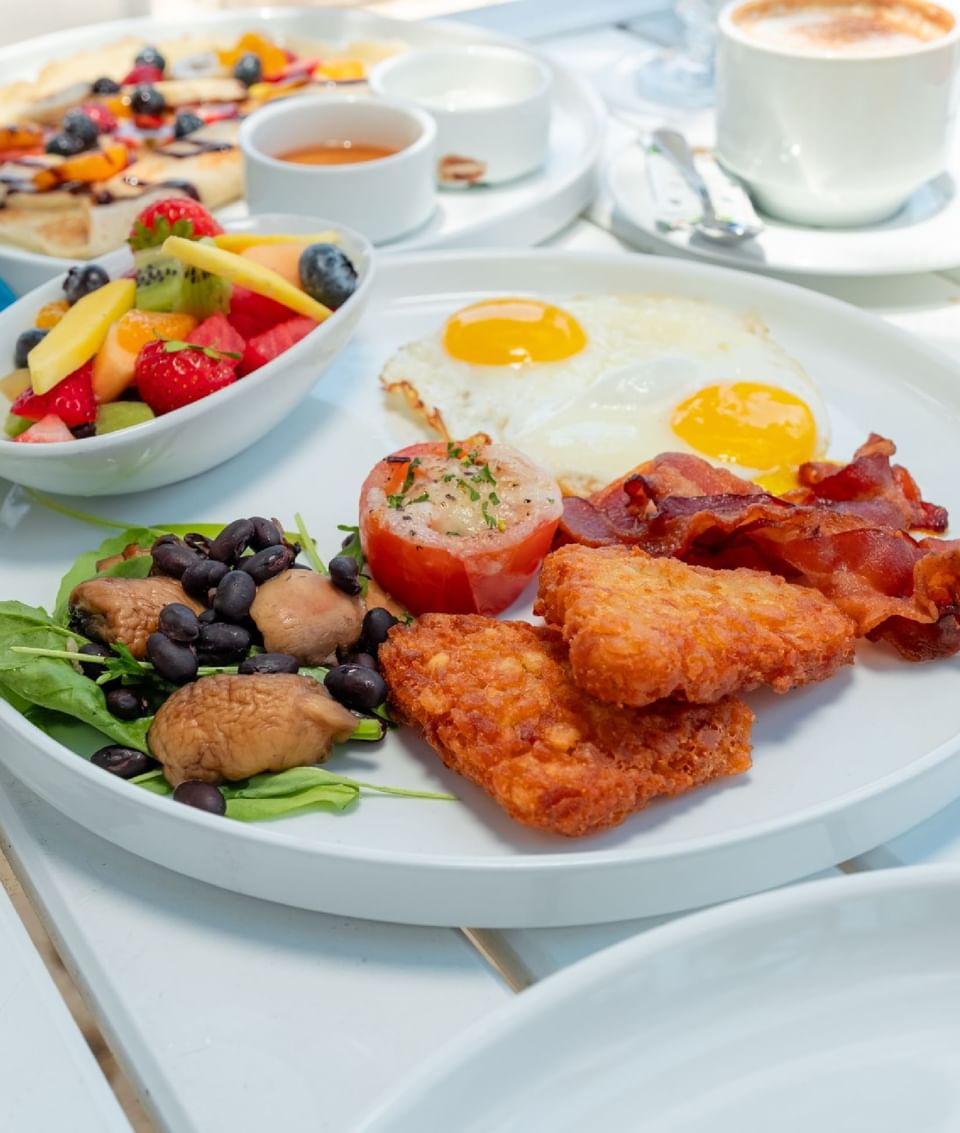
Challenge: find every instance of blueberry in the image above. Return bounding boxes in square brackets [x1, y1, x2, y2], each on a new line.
[135, 46, 167, 72]
[129, 84, 166, 116]
[173, 780, 226, 815]
[174, 110, 205, 139]
[14, 327, 47, 369]
[63, 263, 110, 305]
[298, 243, 358, 309]
[233, 52, 263, 86]
[45, 131, 86, 157]
[63, 110, 99, 146]
[91, 76, 121, 95]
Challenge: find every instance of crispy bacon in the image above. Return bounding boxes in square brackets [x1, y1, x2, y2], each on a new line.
[559, 436, 959, 661]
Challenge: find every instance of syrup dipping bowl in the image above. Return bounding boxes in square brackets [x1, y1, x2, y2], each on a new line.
[369, 45, 553, 188]
[241, 95, 437, 244]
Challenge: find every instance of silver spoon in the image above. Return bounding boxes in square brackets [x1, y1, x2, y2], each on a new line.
[651, 128, 764, 244]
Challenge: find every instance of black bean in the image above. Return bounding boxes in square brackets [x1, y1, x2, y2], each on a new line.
[240, 544, 293, 584]
[173, 780, 226, 815]
[91, 745, 153, 779]
[198, 621, 250, 663]
[238, 652, 299, 675]
[158, 602, 199, 643]
[105, 686, 150, 720]
[151, 540, 200, 579]
[342, 651, 378, 671]
[329, 554, 362, 596]
[208, 518, 254, 564]
[77, 641, 113, 680]
[181, 558, 229, 602]
[249, 516, 283, 551]
[213, 570, 257, 622]
[361, 607, 399, 655]
[198, 609, 218, 625]
[146, 633, 198, 684]
[324, 664, 387, 711]
[183, 532, 211, 556]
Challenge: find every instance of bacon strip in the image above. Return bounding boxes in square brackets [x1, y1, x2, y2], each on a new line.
[558, 436, 959, 660]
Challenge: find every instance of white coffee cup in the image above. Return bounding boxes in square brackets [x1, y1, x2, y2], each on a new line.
[716, 0, 960, 226]
[241, 95, 437, 244]
[369, 46, 553, 187]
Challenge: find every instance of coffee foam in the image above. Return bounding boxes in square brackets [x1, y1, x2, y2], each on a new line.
[733, 0, 954, 55]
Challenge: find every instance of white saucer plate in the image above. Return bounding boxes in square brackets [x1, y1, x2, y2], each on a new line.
[357, 867, 960, 1132]
[0, 8, 604, 295]
[1, 249, 960, 927]
[607, 138, 960, 277]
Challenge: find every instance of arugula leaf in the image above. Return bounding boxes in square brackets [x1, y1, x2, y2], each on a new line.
[0, 601, 152, 752]
[225, 783, 358, 822]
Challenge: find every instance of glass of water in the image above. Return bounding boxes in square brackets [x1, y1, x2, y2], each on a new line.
[602, 0, 727, 115]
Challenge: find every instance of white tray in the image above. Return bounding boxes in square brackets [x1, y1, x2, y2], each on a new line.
[0, 8, 604, 295]
[2, 249, 960, 927]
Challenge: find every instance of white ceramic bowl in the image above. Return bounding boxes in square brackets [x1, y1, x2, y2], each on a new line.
[0, 213, 374, 497]
[369, 45, 553, 187]
[241, 95, 437, 244]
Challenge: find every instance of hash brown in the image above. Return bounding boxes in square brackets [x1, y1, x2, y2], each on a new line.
[379, 614, 754, 838]
[536, 545, 857, 708]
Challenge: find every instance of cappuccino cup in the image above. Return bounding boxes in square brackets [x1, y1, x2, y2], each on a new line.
[716, 0, 960, 226]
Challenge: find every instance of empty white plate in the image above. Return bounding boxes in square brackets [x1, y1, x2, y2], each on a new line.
[358, 867, 960, 1132]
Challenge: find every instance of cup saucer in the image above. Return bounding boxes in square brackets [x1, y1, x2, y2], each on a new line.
[605, 138, 960, 277]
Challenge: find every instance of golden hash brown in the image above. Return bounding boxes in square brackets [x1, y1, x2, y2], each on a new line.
[379, 614, 753, 838]
[535, 545, 857, 709]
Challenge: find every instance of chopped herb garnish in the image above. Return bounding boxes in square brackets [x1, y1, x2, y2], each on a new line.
[407, 492, 430, 505]
[387, 495, 405, 510]
[474, 464, 497, 486]
[489, 491, 500, 505]
[446, 442, 464, 459]
[441, 473, 456, 483]
[399, 457, 421, 495]
[455, 478, 481, 503]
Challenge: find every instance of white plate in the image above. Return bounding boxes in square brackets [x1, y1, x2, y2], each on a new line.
[0, 8, 604, 295]
[1, 249, 960, 928]
[607, 138, 960, 277]
[356, 867, 960, 1132]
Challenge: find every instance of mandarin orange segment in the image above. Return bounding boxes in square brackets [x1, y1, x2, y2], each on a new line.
[35, 300, 70, 329]
[0, 125, 43, 150]
[219, 32, 287, 79]
[56, 143, 129, 184]
[314, 58, 366, 81]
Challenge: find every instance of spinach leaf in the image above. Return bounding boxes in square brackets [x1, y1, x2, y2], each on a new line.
[0, 601, 152, 752]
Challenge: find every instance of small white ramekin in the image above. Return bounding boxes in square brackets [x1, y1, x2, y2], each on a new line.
[369, 45, 553, 188]
[240, 95, 437, 244]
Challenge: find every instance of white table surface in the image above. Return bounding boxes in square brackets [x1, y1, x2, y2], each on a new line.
[3, 7, 960, 1133]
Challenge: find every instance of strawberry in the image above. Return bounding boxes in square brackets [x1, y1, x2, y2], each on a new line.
[189, 313, 245, 364]
[240, 316, 317, 376]
[134, 339, 238, 415]
[128, 197, 223, 251]
[123, 64, 164, 85]
[80, 103, 118, 134]
[11, 361, 96, 426]
[13, 414, 74, 443]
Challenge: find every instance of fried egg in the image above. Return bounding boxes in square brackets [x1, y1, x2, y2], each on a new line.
[381, 294, 829, 494]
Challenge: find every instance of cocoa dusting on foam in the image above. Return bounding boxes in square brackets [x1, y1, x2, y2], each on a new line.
[733, 0, 954, 53]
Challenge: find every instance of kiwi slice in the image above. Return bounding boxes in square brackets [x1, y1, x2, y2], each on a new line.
[4, 413, 32, 438]
[95, 401, 156, 435]
[135, 246, 231, 318]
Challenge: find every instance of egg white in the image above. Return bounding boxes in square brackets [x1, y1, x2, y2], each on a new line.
[380, 294, 830, 493]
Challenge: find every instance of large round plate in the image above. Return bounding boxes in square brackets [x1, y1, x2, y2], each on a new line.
[0, 8, 603, 295]
[607, 137, 960, 277]
[1, 249, 960, 927]
[356, 867, 960, 1131]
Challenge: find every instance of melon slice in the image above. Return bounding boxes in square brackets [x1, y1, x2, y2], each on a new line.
[161, 237, 332, 323]
[92, 309, 197, 403]
[0, 368, 31, 403]
[28, 279, 135, 395]
[240, 243, 303, 289]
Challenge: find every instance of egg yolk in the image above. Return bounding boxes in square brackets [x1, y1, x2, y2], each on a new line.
[443, 298, 587, 366]
[671, 382, 818, 487]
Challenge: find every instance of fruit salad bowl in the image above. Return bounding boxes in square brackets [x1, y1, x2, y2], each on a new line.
[0, 212, 374, 496]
